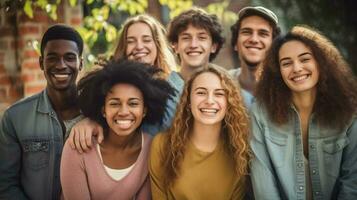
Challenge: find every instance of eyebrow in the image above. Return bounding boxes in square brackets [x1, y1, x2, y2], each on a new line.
[194, 87, 225, 91]
[108, 97, 142, 101]
[127, 34, 153, 39]
[279, 52, 312, 63]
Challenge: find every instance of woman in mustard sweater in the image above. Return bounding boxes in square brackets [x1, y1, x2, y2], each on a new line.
[149, 65, 251, 200]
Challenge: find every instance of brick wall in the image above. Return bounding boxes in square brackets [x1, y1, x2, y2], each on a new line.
[0, 1, 83, 118]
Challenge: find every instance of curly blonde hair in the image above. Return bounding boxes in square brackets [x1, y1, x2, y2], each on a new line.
[162, 65, 251, 188]
[112, 14, 177, 77]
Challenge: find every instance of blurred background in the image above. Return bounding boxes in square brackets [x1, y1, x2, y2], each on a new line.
[0, 0, 356, 117]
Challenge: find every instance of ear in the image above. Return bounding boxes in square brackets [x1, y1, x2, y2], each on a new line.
[39, 56, 44, 71]
[79, 56, 83, 71]
[211, 43, 218, 53]
[143, 107, 147, 118]
[172, 43, 178, 53]
[101, 106, 106, 118]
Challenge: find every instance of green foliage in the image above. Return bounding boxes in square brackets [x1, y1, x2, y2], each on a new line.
[159, 0, 192, 19]
[205, 0, 237, 26]
[21, 0, 241, 68]
[23, 0, 33, 18]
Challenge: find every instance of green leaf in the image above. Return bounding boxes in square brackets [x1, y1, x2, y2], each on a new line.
[87, 0, 95, 4]
[24, 0, 33, 18]
[138, 0, 148, 8]
[101, 6, 110, 20]
[69, 0, 77, 7]
[36, 0, 48, 8]
[49, 5, 58, 20]
[105, 25, 117, 42]
[128, 3, 136, 15]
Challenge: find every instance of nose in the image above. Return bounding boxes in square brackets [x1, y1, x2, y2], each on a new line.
[248, 32, 259, 44]
[135, 40, 144, 50]
[189, 37, 199, 48]
[292, 61, 303, 72]
[118, 105, 130, 116]
[206, 93, 215, 104]
[56, 57, 67, 69]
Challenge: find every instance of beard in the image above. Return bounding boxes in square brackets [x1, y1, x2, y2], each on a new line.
[241, 57, 260, 71]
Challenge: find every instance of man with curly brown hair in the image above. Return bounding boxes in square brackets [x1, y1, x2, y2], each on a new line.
[167, 7, 225, 81]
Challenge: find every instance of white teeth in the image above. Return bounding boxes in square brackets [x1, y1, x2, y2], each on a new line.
[187, 52, 201, 56]
[114, 119, 132, 124]
[200, 108, 217, 113]
[134, 52, 148, 57]
[54, 74, 69, 78]
[292, 75, 308, 82]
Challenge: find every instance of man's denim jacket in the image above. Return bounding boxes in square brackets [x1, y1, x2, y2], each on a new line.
[250, 102, 357, 200]
[0, 90, 69, 200]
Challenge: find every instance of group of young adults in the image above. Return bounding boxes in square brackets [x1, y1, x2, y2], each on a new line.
[0, 5, 356, 200]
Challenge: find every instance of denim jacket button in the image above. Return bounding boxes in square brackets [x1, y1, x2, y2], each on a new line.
[299, 186, 304, 190]
[315, 191, 320, 195]
[298, 163, 303, 168]
[310, 144, 315, 149]
[312, 169, 316, 174]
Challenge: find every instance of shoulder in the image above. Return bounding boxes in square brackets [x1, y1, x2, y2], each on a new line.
[150, 132, 168, 157]
[168, 71, 184, 93]
[5, 92, 43, 115]
[62, 138, 98, 161]
[228, 68, 241, 78]
[151, 132, 167, 147]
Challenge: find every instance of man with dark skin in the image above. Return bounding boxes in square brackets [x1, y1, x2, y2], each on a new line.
[230, 6, 281, 108]
[0, 24, 83, 200]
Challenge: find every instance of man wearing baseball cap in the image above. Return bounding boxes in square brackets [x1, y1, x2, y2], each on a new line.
[230, 6, 281, 108]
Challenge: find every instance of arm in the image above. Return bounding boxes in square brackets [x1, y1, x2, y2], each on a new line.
[67, 117, 104, 153]
[136, 176, 152, 200]
[148, 134, 168, 199]
[60, 141, 91, 200]
[250, 111, 281, 200]
[337, 118, 357, 199]
[0, 111, 28, 199]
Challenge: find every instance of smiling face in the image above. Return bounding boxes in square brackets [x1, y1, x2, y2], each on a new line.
[174, 24, 217, 69]
[279, 40, 319, 95]
[236, 15, 273, 69]
[125, 22, 158, 65]
[40, 39, 82, 91]
[103, 83, 146, 137]
[190, 72, 227, 127]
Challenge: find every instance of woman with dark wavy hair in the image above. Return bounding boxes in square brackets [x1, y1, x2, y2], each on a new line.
[149, 65, 251, 199]
[61, 60, 174, 199]
[250, 25, 357, 199]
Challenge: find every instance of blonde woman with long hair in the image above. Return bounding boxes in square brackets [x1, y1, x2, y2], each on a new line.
[149, 65, 252, 200]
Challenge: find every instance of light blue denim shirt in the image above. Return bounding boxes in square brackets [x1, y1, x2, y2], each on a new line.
[228, 68, 254, 109]
[0, 89, 82, 200]
[250, 102, 357, 200]
[142, 71, 184, 136]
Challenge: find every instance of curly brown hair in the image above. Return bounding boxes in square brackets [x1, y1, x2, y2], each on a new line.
[167, 7, 225, 61]
[112, 14, 176, 77]
[161, 65, 251, 188]
[256, 25, 357, 128]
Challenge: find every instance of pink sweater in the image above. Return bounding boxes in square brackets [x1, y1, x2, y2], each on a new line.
[60, 133, 152, 200]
